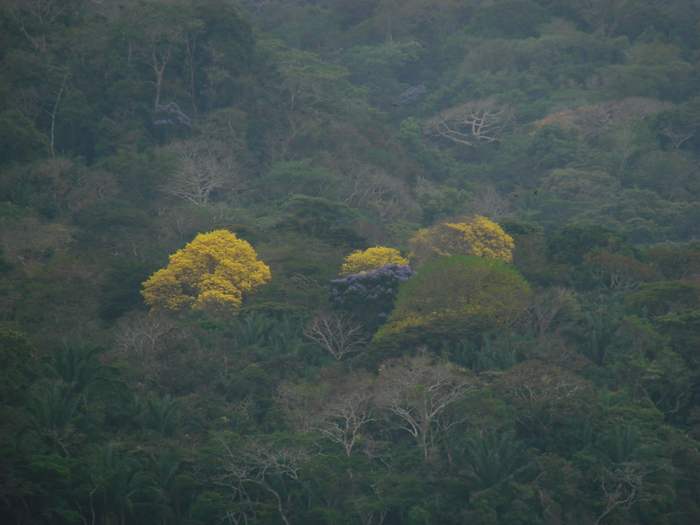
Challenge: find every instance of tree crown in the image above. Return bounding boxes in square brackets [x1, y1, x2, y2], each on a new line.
[340, 246, 409, 276]
[409, 216, 514, 266]
[141, 230, 271, 316]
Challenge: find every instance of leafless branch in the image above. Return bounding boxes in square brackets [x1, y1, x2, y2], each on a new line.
[303, 312, 369, 361]
[660, 127, 695, 150]
[424, 99, 515, 147]
[163, 140, 247, 205]
[594, 461, 666, 525]
[113, 311, 182, 355]
[216, 438, 312, 525]
[471, 186, 511, 221]
[376, 351, 478, 460]
[280, 373, 377, 456]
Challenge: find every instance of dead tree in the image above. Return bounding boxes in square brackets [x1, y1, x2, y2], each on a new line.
[163, 140, 246, 205]
[594, 461, 667, 525]
[376, 351, 478, 460]
[660, 127, 695, 150]
[424, 99, 515, 147]
[279, 372, 377, 455]
[216, 438, 311, 525]
[303, 312, 369, 360]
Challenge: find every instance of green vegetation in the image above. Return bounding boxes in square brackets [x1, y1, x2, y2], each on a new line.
[2, 0, 700, 523]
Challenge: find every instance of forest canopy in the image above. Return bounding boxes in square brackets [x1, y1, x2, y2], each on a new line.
[1, 0, 700, 524]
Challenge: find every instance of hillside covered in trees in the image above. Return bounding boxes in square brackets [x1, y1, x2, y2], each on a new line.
[2, 0, 700, 523]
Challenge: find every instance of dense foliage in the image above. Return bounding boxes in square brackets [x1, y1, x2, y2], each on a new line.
[2, 0, 700, 524]
[330, 262, 417, 327]
[142, 229, 271, 315]
[409, 216, 515, 265]
[340, 246, 409, 275]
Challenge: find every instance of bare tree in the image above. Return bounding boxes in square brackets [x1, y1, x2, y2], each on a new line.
[424, 99, 515, 147]
[49, 73, 68, 158]
[142, 24, 184, 110]
[11, 86, 43, 121]
[376, 351, 478, 460]
[0, 217, 73, 277]
[471, 186, 511, 221]
[216, 438, 311, 525]
[341, 167, 420, 224]
[613, 97, 673, 123]
[494, 361, 591, 433]
[303, 312, 370, 360]
[163, 140, 246, 205]
[342, 167, 396, 209]
[525, 287, 578, 338]
[496, 361, 587, 403]
[112, 311, 182, 355]
[6, 0, 69, 53]
[280, 372, 377, 455]
[577, 0, 629, 38]
[612, 125, 638, 183]
[353, 481, 390, 525]
[524, 333, 589, 372]
[536, 98, 672, 139]
[236, 0, 273, 12]
[583, 251, 655, 291]
[594, 462, 667, 525]
[660, 127, 695, 150]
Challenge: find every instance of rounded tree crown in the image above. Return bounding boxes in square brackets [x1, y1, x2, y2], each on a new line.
[340, 246, 409, 276]
[409, 216, 514, 267]
[141, 230, 271, 316]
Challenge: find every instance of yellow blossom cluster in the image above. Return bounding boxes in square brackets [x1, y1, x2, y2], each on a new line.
[409, 216, 514, 266]
[141, 230, 271, 316]
[340, 246, 409, 276]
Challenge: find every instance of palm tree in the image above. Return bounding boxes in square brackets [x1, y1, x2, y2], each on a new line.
[90, 442, 167, 525]
[45, 339, 120, 397]
[458, 432, 530, 492]
[146, 395, 185, 438]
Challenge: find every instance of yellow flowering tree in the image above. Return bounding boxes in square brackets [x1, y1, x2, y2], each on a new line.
[141, 230, 271, 316]
[340, 246, 409, 276]
[409, 216, 514, 267]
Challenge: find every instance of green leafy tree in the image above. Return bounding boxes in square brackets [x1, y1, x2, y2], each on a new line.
[541, 168, 618, 201]
[278, 195, 363, 246]
[606, 316, 694, 415]
[0, 110, 49, 165]
[0, 331, 37, 522]
[91, 443, 166, 525]
[603, 42, 695, 101]
[656, 309, 700, 370]
[547, 223, 631, 266]
[468, 0, 547, 39]
[455, 432, 531, 491]
[372, 256, 529, 358]
[629, 281, 700, 315]
[342, 41, 422, 108]
[0, 330, 36, 403]
[495, 361, 596, 457]
[258, 160, 340, 201]
[645, 244, 700, 280]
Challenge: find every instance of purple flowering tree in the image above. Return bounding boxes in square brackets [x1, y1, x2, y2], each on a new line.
[329, 263, 417, 328]
[154, 102, 193, 128]
[399, 85, 426, 105]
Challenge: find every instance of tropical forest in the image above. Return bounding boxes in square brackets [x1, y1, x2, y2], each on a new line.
[2, 0, 700, 523]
